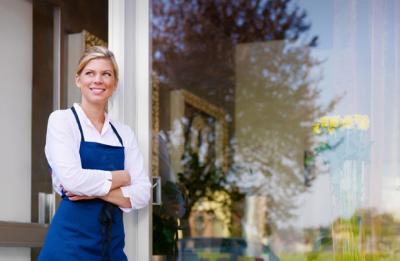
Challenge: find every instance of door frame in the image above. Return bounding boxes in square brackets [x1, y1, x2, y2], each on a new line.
[108, 1, 152, 260]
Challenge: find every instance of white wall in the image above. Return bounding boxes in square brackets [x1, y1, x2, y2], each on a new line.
[0, 0, 32, 259]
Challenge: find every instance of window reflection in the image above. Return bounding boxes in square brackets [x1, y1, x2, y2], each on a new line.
[152, 0, 400, 260]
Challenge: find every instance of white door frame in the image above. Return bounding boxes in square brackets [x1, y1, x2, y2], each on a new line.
[108, 1, 152, 260]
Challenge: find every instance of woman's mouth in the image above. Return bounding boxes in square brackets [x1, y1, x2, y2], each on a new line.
[89, 88, 106, 95]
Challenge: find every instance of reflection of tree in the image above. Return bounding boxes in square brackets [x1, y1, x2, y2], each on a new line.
[230, 40, 338, 229]
[152, 0, 318, 108]
[152, 0, 338, 234]
[178, 112, 243, 233]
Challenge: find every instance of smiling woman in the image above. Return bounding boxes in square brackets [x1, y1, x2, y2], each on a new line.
[38, 46, 151, 260]
[75, 47, 119, 115]
[76, 58, 115, 104]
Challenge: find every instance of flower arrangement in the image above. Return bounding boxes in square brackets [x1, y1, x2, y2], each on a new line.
[314, 114, 370, 162]
[311, 114, 371, 259]
[304, 115, 370, 186]
[312, 114, 370, 135]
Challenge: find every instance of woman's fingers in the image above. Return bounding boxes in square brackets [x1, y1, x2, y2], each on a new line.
[67, 193, 95, 201]
[68, 195, 82, 201]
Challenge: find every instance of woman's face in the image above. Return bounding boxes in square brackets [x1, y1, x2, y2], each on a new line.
[75, 58, 116, 107]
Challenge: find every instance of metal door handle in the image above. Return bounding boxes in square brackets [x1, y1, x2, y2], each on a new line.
[38, 192, 56, 224]
[152, 176, 162, 205]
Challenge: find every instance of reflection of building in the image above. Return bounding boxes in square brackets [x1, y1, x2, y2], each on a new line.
[234, 41, 315, 244]
[168, 90, 228, 175]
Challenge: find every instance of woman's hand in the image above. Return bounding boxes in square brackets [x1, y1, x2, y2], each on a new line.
[66, 190, 131, 208]
[110, 170, 131, 189]
[101, 189, 132, 209]
[66, 191, 96, 201]
[65, 189, 131, 209]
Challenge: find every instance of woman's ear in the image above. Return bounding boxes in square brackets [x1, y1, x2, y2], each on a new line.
[75, 74, 81, 88]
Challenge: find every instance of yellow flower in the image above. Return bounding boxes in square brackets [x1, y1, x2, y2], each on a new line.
[352, 114, 362, 130]
[316, 116, 340, 134]
[329, 116, 340, 129]
[320, 116, 330, 128]
[327, 126, 335, 134]
[313, 114, 370, 134]
[312, 123, 321, 134]
[342, 115, 353, 129]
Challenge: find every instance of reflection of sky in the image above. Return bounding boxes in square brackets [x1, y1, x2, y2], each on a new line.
[291, 0, 400, 228]
[297, 0, 372, 115]
[294, 0, 333, 50]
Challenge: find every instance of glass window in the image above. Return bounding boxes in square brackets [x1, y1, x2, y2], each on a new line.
[151, 0, 400, 260]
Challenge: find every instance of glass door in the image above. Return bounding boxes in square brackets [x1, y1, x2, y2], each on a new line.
[151, 0, 400, 260]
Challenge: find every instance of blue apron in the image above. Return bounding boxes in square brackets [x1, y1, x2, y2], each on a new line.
[39, 107, 128, 261]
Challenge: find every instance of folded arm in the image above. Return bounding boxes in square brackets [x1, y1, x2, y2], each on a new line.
[100, 188, 131, 208]
[48, 113, 151, 210]
[46, 111, 130, 196]
[67, 187, 131, 209]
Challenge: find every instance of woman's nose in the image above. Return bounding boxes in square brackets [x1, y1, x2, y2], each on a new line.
[94, 74, 103, 83]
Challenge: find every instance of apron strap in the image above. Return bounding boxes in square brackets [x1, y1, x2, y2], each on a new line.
[71, 106, 123, 147]
[109, 122, 124, 146]
[70, 107, 85, 142]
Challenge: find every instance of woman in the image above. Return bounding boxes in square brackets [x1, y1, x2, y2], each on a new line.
[39, 46, 151, 260]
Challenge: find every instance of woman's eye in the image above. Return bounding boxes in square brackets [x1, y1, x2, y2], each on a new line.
[85, 71, 94, 76]
[103, 72, 112, 77]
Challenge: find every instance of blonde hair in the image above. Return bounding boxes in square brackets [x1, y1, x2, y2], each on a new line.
[75, 46, 119, 82]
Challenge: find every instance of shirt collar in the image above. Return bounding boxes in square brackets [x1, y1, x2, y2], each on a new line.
[73, 103, 111, 136]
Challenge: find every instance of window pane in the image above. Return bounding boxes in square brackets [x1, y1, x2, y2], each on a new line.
[152, 0, 400, 260]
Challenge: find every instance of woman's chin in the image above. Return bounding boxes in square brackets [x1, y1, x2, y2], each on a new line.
[81, 88, 114, 107]
[82, 97, 109, 107]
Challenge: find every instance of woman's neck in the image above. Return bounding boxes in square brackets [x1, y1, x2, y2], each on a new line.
[80, 101, 106, 133]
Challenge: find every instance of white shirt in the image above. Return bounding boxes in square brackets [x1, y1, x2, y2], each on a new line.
[45, 103, 151, 212]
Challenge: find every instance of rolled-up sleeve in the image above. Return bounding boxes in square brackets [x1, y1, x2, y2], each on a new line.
[120, 129, 151, 212]
[45, 111, 112, 196]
